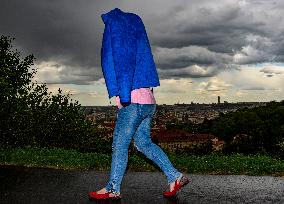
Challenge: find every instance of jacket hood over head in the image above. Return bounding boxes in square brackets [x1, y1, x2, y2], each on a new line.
[101, 7, 123, 24]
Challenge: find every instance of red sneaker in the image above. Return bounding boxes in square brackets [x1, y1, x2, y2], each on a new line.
[88, 191, 122, 200]
[163, 175, 190, 198]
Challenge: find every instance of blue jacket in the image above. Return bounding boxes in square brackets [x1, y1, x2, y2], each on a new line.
[101, 8, 160, 103]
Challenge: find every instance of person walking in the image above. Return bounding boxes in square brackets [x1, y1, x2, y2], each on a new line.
[88, 7, 189, 201]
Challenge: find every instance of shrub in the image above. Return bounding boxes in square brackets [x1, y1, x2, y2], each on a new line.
[0, 35, 108, 152]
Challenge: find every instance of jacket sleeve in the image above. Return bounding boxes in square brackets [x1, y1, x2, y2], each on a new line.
[101, 22, 119, 99]
[136, 17, 152, 54]
[135, 17, 160, 86]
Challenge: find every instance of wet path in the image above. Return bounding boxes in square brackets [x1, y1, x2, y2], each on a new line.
[0, 165, 283, 203]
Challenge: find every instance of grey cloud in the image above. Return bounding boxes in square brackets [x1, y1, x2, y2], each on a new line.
[259, 66, 284, 78]
[158, 66, 217, 79]
[241, 86, 265, 90]
[259, 66, 284, 75]
[155, 46, 233, 69]
[158, 89, 187, 94]
[240, 87, 280, 90]
[1, 0, 284, 85]
[151, 0, 284, 67]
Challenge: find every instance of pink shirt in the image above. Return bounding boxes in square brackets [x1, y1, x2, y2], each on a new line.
[115, 87, 156, 109]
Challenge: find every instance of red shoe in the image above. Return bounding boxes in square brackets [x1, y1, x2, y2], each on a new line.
[88, 191, 122, 200]
[163, 175, 190, 198]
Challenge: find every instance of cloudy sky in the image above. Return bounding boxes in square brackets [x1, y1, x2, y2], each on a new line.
[1, 0, 284, 106]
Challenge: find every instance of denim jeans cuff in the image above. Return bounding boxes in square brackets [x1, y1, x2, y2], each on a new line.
[105, 185, 121, 195]
[168, 172, 183, 185]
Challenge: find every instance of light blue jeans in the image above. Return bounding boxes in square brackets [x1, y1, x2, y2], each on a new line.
[105, 103, 182, 195]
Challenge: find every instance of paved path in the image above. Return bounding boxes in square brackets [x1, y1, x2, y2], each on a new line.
[0, 165, 283, 204]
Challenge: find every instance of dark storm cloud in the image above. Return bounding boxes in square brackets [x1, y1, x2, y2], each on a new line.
[1, 0, 284, 84]
[148, 0, 284, 78]
[0, 0, 99, 65]
[155, 46, 233, 69]
[153, 4, 266, 52]
[0, 0, 112, 84]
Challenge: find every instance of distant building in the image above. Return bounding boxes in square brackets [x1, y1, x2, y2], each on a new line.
[218, 96, 220, 104]
[152, 129, 224, 152]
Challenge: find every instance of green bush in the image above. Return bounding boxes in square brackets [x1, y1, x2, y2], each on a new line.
[0, 35, 109, 152]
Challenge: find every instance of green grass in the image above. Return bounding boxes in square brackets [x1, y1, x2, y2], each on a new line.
[168, 152, 284, 176]
[0, 146, 283, 176]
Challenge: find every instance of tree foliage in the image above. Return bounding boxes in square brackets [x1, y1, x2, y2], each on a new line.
[0, 35, 110, 153]
[210, 101, 284, 158]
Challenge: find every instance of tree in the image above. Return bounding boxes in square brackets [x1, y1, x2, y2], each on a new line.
[0, 35, 109, 152]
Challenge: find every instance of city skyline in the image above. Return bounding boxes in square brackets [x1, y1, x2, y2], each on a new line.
[1, 0, 284, 106]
